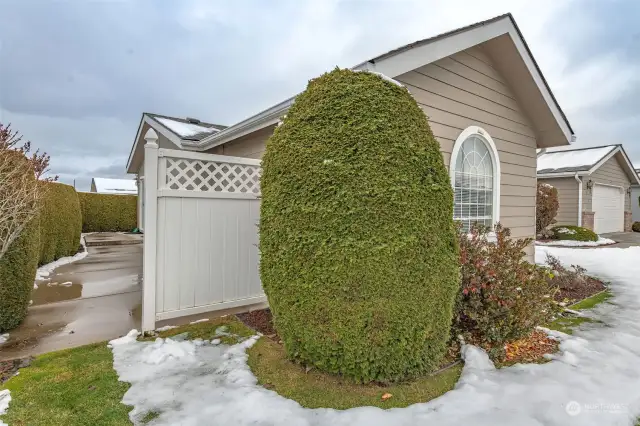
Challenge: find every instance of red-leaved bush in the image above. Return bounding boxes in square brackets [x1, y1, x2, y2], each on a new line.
[536, 183, 559, 238]
[453, 223, 558, 358]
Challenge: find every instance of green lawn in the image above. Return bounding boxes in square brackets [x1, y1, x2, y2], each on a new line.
[247, 336, 462, 410]
[547, 290, 612, 335]
[0, 343, 131, 426]
[0, 317, 251, 426]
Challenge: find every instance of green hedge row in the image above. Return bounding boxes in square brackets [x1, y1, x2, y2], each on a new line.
[78, 192, 137, 232]
[0, 218, 40, 332]
[1, 181, 83, 331]
[38, 181, 83, 265]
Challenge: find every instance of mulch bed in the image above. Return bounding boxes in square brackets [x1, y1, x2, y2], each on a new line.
[553, 275, 606, 305]
[502, 330, 559, 365]
[0, 357, 32, 384]
[236, 308, 277, 338]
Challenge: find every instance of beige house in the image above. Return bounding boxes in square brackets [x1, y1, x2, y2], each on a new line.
[127, 13, 575, 261]
[537, 145, 640, 234]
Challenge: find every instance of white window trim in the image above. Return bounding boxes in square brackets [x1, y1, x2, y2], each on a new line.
[449, 125, 501, 229]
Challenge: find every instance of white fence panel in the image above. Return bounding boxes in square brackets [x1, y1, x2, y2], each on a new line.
[141, 137, 265, 330]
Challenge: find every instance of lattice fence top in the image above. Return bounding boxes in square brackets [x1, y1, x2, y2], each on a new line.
[165, 157, 261, 194]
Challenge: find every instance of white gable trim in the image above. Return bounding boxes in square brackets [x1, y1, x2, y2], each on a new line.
[126, 115, 184, 173]
[193, 97, 294, 150]
[194, 15, 572, 152]
[537, 146, 640, 185]
[357, 16, 572, 146]
[589, 146, 640, 185]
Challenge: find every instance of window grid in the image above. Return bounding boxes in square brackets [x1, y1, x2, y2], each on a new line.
[453, 135, 494, 232]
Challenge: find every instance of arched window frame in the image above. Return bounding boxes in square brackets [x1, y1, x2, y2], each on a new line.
[449, 126, 501, 230]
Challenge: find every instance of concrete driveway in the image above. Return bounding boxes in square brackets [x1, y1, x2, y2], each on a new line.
[0, 243, 142, 361]
[601, 232, 640, 248]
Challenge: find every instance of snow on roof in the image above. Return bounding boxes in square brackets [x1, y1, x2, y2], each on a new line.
[537, 145, 617, 174]
[155, 117, 220, 138]
[93, 178, 137, 195]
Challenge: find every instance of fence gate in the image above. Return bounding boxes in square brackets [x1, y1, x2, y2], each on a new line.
[141, 129, 265, 331]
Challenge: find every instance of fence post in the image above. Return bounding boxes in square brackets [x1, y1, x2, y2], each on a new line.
[141, 129, 159, 332]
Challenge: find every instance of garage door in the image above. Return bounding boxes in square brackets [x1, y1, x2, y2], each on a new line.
[592, 184, 624, 233]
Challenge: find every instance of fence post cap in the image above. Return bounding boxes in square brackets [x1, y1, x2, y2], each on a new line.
[144, 128, 159, 145]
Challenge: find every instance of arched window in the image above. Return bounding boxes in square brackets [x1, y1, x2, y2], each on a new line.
[449, 126, 500, 233]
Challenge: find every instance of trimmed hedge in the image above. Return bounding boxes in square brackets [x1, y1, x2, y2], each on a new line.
[38, 182, 82, 265]
[632, 222, 640, 232]
[551, 225, 598, 242]
[260, 69, 459, 383]
[78, 192, 137, 232]
[0, 217, 40, 332]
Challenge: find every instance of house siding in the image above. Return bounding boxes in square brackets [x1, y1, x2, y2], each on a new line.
[583, 155, 631, 213]
[215, 46, 539, 261]
[538, 177, 579, 226]
[632, 187, 640, 222]
[396, 46, 538, 245]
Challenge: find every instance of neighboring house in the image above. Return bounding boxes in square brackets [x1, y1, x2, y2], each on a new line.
[126, 114, 227, 230]
[90, 177, 138, 195]
[631, 168, 640, 223]
[127, 13, 576, 261]
[537, 145, 640, 233]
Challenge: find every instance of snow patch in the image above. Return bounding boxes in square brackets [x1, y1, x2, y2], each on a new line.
[556, 227, 577, 235]
[155, 325, 178, 332]
[91, 177, 137, 195]
[537, 146, 616, 173]
[0, 334, 8, 345]
[189, 318, 209, 325]
[355, 69, 405, 87]
[0, 389, 10, 426]
[536, 237, 616, 247]
[155, 117, 219, 138]
[108, 245, 640, 424]
[35, 234, 88, 282]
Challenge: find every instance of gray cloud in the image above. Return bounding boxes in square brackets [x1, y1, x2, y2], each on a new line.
[1, 0, 639, 189]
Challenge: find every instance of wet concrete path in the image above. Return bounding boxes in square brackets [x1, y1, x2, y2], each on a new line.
[0, 244, 142, 360]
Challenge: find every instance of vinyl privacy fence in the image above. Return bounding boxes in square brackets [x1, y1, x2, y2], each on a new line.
[141, 129, 265, 331]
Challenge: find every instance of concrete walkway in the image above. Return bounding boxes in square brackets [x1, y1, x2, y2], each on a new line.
[0, 244, 142, 361]
[84, 232, 142, 247]
[600, 232, 640, 248]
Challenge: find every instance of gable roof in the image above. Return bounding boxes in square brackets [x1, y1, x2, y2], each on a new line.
[126, 113, 227, 173]
[190, 13, 574, 151]
[92, 177, 137, 194]
[537, 145, 640, 185]
[146, 113, 226, 142]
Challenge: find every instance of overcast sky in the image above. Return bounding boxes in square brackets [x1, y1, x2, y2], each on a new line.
[1, 0, 638, 190]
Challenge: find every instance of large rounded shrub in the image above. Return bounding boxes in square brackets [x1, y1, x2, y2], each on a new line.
[259, 69, 459, 383]
[78, 192, 137, 232]
[39, 181, 82, 265]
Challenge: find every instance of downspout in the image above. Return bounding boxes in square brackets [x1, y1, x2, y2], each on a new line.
[575, 173, 582, 227]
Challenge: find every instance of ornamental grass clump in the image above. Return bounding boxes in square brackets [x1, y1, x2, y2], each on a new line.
[453, 223, 558, 358]
[259, 68, 459, 383]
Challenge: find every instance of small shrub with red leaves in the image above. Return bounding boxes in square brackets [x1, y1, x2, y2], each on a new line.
[453, 223, 558, 358]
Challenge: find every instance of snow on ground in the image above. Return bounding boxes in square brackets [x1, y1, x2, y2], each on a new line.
[536, 237, 616, 247]
[0, 334, 8, 345]
[110, 246, 640, 425]
[188, 318, 209, 325]
[0, 389, 10, 426]
[35, 234, 88, 281]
